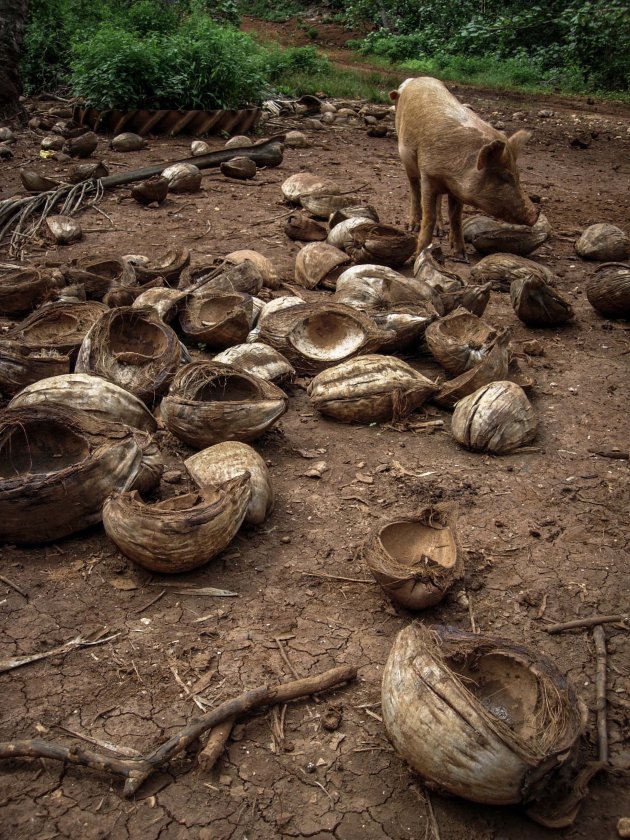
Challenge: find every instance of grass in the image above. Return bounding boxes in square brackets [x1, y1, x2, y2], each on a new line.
[271, 65, 397, 102]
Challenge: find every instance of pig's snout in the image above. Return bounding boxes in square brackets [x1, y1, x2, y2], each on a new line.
[522, 204, 539, 226]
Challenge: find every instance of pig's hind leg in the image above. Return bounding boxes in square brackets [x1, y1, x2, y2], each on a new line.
[447, 194, 468, 261]
[415, 174, 440, 255]
[399, 146, 422, 232]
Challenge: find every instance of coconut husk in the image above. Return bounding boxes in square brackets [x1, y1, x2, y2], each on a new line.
[6, 300, 108, 358]
[63, 131, 98, 158]
[344, 222, 417, 268]
[65, 254, 137, 300]
[373, 305, 439, 352]
[46, 215, 82, 245]
[329, 204, 379, 228]
[281, 172, 341, 203]
[213, 342, 295, 385]
[510, 276, 574, 326]
[103, 475, 250, 573]
[0, 341, 71, 396]
[179, 291, 254, 349]
[362, 506, 463, 608]
[162, 361, 288, 448]
[110, 132, 148, 152]
[131, 176, 169, 206]
[0, 267, 52, 315]
[335, 265, 444, 314]
[425, 308, 498, 375]
[300, 192, 360, 218]
[185, 441, 274, 526]
[327, 216, 375, 251]
[180, 259, 265, 298]
[10, 373, 157, 432]
[67, 161, 109, 184]
[20, 170, 61, 193]
[75, 307, 184, 405]
[382, 624, 587, 812]
[132, 287, 187, 323]
[295, 242, 351, 290]
[220, 157, 257, 180]
[224, 250, 278, 289]
[434, 329, 511, 408]
[41, 135, 64, 151]
[191, 140, 211, 156]
[575, 223, 630, 261]
[463, 213, 551, 256]
[470, 253, 557, 292]
[0, 404, 162, 543]
[52, 120, 84, 139]
[451, 380, 537, 454]
[441, 281, 492, 316]
[162, 162, 202, 193]
[246, 295, 305, 343]
[585, 262, 630, 319]
[308, 355, 438, 423]
[284, 212, 328, 242]
[413, 246, 464, 293]
[133, 248, 190, 285]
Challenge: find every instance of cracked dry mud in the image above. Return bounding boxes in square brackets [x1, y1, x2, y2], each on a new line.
[1, 81, 629, 840]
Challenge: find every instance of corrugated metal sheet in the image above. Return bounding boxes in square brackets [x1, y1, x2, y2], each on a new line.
[73, 106, 262, 137]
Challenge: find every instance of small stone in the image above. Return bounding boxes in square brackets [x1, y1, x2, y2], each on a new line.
[321, 704, 343, 731]
[522, 339, 545, 356]
[618, 818, 630, 838]
[162, 470, 182, 484]
[494, 120, 505, 130]
[570, 132, 591, 149]
[281, 536, 291, 544]
[224, 135, 251, 149]
[219, 774, 232, 786]
[305, 761, 316, 773]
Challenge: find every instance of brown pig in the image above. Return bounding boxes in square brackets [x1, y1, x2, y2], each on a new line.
[390, 77, 538, 258]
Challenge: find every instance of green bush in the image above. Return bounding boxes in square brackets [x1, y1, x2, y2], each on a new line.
[263, 45, 329, 82]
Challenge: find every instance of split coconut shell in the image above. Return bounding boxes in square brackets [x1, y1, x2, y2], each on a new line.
[66, 254, 136, 299]
[132, 287, 187, 323]
[344, 222, 416, 268]
[20, 170, 60, 193]
[213, 342, 295, 385]
[220, 157, 257, 180]
[463, 213, 551, 256]
[281, 172, 341, 203]
[67, 161, 109, 184]
[470, 253, 556, 292]
[110, 132, 148, 152]
[179, 291, 254, 349]
[133, 248, 190, 285]
[131, 176, 169, 206]
[102, 475, 250, 573]
[335, 265, 443, 314]
[362, 506, 463, 608]
[433, 329, 511, 409]
[0, 267, 52, 315]
[6, 300, 108, 358]
[46, 215, 82, 245]
[413, 247, 464, 294]
[441, 281, 492, 317]
[585, 262, 630, 319]
[451, 380, 537, 454]
[510, 276, 574, 326]
[295, 242, 351, 290]
[0, 341, 70, 396]
[285, 212, 328, 242]
[63, 131, 98, 158]
[425, 308, 498, 375]
[575, 223, 630, 262]
[372, 305, 438, 352]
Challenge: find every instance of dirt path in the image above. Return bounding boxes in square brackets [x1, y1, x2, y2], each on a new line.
[0, 34, 629, 840]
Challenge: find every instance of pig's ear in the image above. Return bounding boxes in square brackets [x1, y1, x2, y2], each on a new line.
[508, 129, 532, 159]
[389, 90, 400, 102]
[476, 139, 506, 171]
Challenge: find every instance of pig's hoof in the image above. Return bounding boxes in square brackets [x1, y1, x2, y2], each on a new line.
[406, 222, 420, 233]
[451, 253, 470, 264]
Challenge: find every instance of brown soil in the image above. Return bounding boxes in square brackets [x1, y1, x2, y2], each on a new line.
[1, 21, 630, 840]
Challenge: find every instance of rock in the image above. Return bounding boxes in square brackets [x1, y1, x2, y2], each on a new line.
[522, 339, 545, 356]
[162, 470, 183, 484]
[538, 109, 554, 118]
[618, 818, 630, 839]
[284, 131, 310, 148]
[511, 111, 527, 120]
[224, 135, 251, 149]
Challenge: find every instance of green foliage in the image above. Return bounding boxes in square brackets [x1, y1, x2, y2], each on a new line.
[263, 46, 329, 81]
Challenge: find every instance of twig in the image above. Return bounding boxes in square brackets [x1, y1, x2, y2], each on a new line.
[593, 626, 608, 762]
[0, 633, 120, 674]
[545, 614, 628, 634]
[0, 574, 28, 599]
[275, 637, 301, 682]
[299, 571, 373, 584]
[425, 791, 442, 840]
[133, 590, 166, 614]
[0, 664, 357, 797]
[587, 448, 629, 460]
[198, 717, 235, 772]
[53, 726, 141, 758]
[468, 592, 478, 634]
[250, 209, 295, 227]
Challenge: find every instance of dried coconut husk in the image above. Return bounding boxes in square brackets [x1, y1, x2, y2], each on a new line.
[382, 623, 588, 819]
[362, 506, 462, 608]
[281, 172, 341, 203]
[0, 341, 70, 396]
[463, 213, 551, 256]
[46, 215, 82, 245]
[132, 287, 187, 323]
[10, 373, 157, 432]
[110, 132, 148, 152]
[63, 131, 98, 158]
[0, 404, 162, 544]
[179, 291, 254, 349]
[334, 265, 444, 314]
[300, 192, 361, 218]
[425, 308, 498, 375]
[258, 301, 390, 375]
[373, 305, 438, 352]
[413, 246, 465, 294]
[327, 216, 375, 251]
[585, 262, 630, 319]
[434, 329, 511, 409]
[284, 212, 328, 242]
[247, 295, 304, 343]
[213, 342, 295, 385]
[470, 253, 556, 292]
[329, 204, 379, 228]
[308, 355, 438, 424]
[185, 441, 274, 526]
[131, 175, 169, 206]
[345, 222, 417, 268]
[20, 170, 61, 193]
[102, 475, 250, 573]
[41, 135, 64, 151]
[220, 156, 257, 180]
[295, 242, 351, 290]
[210, 257, 267, 294]
[451, 380, 537, 454]
[162, 361, 288, 448]
[0, 267, 52, 315]
[133, 248, 190, 285]
[441, 281, 492, 316]
[162, 162, 201, 193]
[75, 307, 184, 405]
[510, 276, 574, 326]
[575, 223, 630, 262]
[6, 300, 108, 358]
[66, 254, 136, 300]
[67, 161, 108, 184]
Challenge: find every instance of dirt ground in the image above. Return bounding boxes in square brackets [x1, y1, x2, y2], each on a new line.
[1, 27, 629, 840]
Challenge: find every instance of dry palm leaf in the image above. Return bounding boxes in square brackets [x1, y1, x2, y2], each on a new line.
[451, 380, 537, 454]
[0, 405, 162, 543]
[425, 308, 498, 375]
[585, 262, 630, 319]
[362, 506, 462, 608]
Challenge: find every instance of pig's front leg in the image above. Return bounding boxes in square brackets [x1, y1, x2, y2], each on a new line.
[400, 146, 422, 232]
[415, 175, 439, 255]
[447, 194, 467, 260]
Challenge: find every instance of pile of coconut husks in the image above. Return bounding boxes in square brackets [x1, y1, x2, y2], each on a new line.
[1, 122, 629, 824]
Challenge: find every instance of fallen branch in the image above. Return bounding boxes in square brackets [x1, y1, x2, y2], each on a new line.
[0, 633, 120, 675]
[198, 717, 235, 773]
[0, 663, 356, 797]
[593, 625, 608, 762]
[0, 574, 28, 599]
[545, 614, 628, 634]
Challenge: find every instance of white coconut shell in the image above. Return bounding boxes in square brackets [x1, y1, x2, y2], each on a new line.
[213, 342, 295, 384]
[281, 172, 341, 203]
[451, 380, 537, 454]
[162, 163, 202, 193]
[132, 287, 187, 322]
[225, 250, 279, 290]
[295, 242, 351, 289]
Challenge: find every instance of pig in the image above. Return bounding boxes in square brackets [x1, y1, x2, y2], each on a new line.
[389, 77, 538, 259]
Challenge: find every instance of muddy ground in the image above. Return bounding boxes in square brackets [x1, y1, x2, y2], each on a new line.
[1, 41, 629, 840]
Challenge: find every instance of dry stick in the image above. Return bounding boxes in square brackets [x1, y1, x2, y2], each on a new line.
[0, 633, 120, 675]
[425, 790, 442, 840]
[300, 571, 372, 584]
[545, 614, 628, 634]
[0, 574, 28, 599]
[0, 664, 356, 798]
[133, 590, 166, 614]
[275, 638, 301, 682]
[197, 717, 235, 773]
[593, 626, 608, 762]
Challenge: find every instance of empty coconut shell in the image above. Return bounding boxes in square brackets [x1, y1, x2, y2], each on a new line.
[586, 262, 630, 319]
[281, 172, 341, 203]
[425, 308, 498, 375]
[0, 405, 161, 543]
[133, 248, 190, 285]
[345, 222, 417, 268]
[413, 246, 464, 293]
[300, 192, 361, 219]
[41, 135, 65, 151]
[220, 156, 257, 179]
[0, 267, 52, 315]
[327, 216, 375, 251]
[463, 213, 551, 256]
[372, 305, 438, 352]
[5, 300, 108, 357]
[162, 162, 202, 193]
[335, 265, 443, 313]
[191, 140, 211, 156]
[66, 254, 137, 300]
[382, 624, 587, 815]
[102, 475, 250, 573]
[20, 169, 60, 193]
[110, 132, 148, 152]
[63, 131, 98, 158]
[510, 275, 574, 326]
[0, 340, 70, 396]
[470, 252, 557, 292]
[67, 161, 108, 183]
[213, 342, 295, 385]
[308, 355, 438, 423]
[434, 328, 511, 409]
[185, 441, 274, 525]
[179, 290, 254, 349]
[441, 281, 492, 316]
[131, 175, 169, 206]
[362, 506, 463, 608]
[451, 380, 537, 454]
[132, 287, 187, 322]
[161, 361, 288, 448]
[285, 212, 327, 242]
[215, 255, 269, 293]
[329, 204, 379, 227]
[295, 242, 351, 290]
[46, 215, 82, 245]
[575, 223, 630, 261]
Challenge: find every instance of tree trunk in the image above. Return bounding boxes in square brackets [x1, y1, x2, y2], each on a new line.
[0, 0, 29, 117]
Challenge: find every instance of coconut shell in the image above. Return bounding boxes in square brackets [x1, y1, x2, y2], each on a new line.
[66, 254, 137, 299]
[6, 300, 108, 358]
[344, 222, 417, 268]
[46, 215, 82, 245]
[63, 131, 98, 158]
[20, 170, 60, 193]
[281, 172, 341, 203]
[0, 267, 52, 315]
[585, 262, 630, 319]
[213, 342, 295, 385]
[185, 441, 274, 526]
[284, 212, 328, 242]
[191, 140, 211, 156]
[362, 506, 463, 608]
[132, 287, 187, 323]
[162, 162, 202, 193]
[382, 624, 586, 808]
[0, 404, 162, 543]
[67, 161, 108, 184]
[205, 257, 267, 295]
[425, 308, 498, 375]
[451, 380, 537, 454]
[0, 341, 70, 396]
[434, 329, 511, 408]
[329, 204, 379, 228]
[300, 192, 360, 219]
[327, 216, 374, 251]
[510, 276, 574, 326]
[470, 253, 557, 292]
[103, 475, 250, 573]
[295, 242, 351, 290]
[133, 248, 191, 285]
[10, 373, 157, 432]
[161, 361, 288, 448]
[179, 291, 254, 348]
[308, 355, 438, 423]
[441, 281, 492, 316]
[575, 224, 630, 261]
[131, 175, 169, 206]
[41, 135, 65, 151]
[110, 132, 148, 152]
[463, 213, 551, 256]
[335, 265, 444, 314]
[75, 307, 184, 405]
[413, 247, 465, 293]
[220, 156, 257, 179]
[373, 305, 438, 352]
